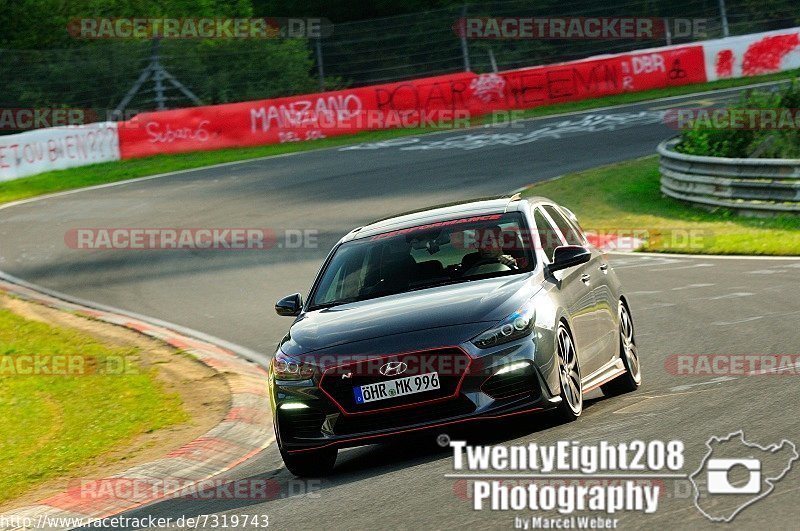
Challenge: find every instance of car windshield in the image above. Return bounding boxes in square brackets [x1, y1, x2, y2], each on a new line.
[308, 212, 536, 309]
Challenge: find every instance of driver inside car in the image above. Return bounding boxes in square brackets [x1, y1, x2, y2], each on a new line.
[459, 225, 518, 272]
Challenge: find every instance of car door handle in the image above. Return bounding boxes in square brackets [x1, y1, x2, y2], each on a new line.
[599, 263, 609, 272]
[581, 274, 591, 283]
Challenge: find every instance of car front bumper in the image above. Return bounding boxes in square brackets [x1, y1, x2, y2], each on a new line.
[270, 336, 562, 453]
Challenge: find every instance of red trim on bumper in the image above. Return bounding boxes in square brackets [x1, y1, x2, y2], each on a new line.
[285, 405, 545, 453]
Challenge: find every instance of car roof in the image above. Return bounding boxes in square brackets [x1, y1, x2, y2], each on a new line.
[342, 194, 555, 242]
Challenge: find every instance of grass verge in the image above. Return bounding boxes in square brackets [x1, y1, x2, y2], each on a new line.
[0, 304, 188, 505]
[521, 156, 800, 255]
[1, 70, 797, 206]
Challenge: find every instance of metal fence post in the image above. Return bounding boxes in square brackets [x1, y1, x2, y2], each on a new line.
[718, 0, 730, 37]
[114, 37, 201, 114]
[488, 47, 498, 73]
[315, 38, 325, 91]
[152, 39, 166, 110]
[460, 4, 471, 72]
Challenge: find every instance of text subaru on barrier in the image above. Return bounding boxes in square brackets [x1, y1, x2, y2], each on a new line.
[269, 195, 641, 476]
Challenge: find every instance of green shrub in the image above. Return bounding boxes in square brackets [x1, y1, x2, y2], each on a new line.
[676, 76, 800, 158]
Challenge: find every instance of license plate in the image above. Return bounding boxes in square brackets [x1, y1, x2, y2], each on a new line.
[353, 372, 440, 404]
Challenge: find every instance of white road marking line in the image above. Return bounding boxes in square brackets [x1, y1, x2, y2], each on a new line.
[638, 302, 677, 310]
[609, 251, 800, 261]
[707, 292, 754, 300]
[648, 98, 727, 111]
[748, 269, 788, 274]
[627, 290, 663, 295]
[712, 316, 764, 325]
[671, 283, 715, 290]
[650, 263, 715, 271]
[670, 376, 737, 392]
[612, 258, 685, 269]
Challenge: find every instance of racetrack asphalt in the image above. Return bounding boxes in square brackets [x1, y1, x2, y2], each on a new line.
[1, 85, 798, 529]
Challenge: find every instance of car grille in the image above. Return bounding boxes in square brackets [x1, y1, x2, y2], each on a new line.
[481, 364, 540, 399]
[319, 347, 472, 414]
[333, 396, 476, 435]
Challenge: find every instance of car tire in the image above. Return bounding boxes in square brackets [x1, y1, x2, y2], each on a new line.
[601, 300, 641, 396]
[280, 445, 337, 477]
[554, 322, 582, 422]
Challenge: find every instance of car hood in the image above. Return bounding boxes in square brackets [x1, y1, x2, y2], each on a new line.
[280, 273, 542, 356]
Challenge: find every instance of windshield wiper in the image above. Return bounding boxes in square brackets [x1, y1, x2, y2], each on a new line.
[307, 296, 361, 311]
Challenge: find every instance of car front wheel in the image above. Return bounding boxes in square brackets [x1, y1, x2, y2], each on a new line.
[554, 322, 582, 422]
[601, 300, 641, 396]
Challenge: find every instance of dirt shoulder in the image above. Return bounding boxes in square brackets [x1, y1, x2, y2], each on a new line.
[0, 293, 230, 511]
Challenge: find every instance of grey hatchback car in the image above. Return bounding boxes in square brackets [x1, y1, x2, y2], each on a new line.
[271, 195, 641, 476]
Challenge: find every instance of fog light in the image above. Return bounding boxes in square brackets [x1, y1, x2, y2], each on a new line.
[494, 361, 531, 376]
[280, 402, 310, 410]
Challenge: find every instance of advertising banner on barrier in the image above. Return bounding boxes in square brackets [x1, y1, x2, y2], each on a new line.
[117, 45, 705, 159]
[0, 122, 120, 182]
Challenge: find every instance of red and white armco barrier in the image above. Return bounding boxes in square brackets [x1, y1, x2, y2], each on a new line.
[1, 28, 798, 181]
[703, 29, 800, 81]
[116, 27, 800, 159]
[116, 46, 706, 158]
[0, 122, 120, 182]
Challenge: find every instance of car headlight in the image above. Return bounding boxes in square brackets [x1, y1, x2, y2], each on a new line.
[271, 351, 315, 381]
[472, 304, 535, 350]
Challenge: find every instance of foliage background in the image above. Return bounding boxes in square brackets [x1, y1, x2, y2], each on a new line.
[0, 0, 798, 114]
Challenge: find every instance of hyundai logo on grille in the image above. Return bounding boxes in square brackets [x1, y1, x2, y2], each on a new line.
[379, 361, 408, 377]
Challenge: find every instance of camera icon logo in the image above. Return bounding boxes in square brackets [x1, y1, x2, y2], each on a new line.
[690, 431, 798, 522]
[706, 458, 761, 494]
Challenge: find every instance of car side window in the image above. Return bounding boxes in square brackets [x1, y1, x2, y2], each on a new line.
[533, 208, 565, 262]
[543, 205, 585, 246]
[558, 206, 589, 241]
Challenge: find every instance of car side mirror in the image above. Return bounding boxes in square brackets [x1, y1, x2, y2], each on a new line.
[275, 293, 303, 316]
[548, 245, 591, 274]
